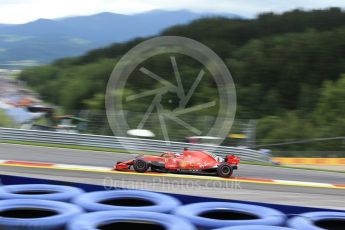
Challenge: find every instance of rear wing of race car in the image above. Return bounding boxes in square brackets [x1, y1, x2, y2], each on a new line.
[225, 155, 240, 165]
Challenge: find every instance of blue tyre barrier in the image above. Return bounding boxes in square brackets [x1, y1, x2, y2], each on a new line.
[0, 199, 83, 230]
[173, 202, 286, 229]
[68, 210, 196, 230]
[74, 190, 181, 213]
[214, 225, 295, 230]
[0, 184, 84, 201]
[287, 211, 345, 230]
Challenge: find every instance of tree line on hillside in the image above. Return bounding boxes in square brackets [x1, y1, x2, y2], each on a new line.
[19, 8, 345, 150]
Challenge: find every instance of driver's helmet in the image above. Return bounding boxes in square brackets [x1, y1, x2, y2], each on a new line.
[161, 152, 171, 156]
[214, 155, 223, 162]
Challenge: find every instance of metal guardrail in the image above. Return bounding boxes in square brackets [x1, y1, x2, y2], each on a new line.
[0, 128, 270, 162]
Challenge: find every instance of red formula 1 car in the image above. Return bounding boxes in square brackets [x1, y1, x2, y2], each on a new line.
[115, 148, 240, 178]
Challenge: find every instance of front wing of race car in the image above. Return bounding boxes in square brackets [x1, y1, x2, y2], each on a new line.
[114, 160, 134, 170]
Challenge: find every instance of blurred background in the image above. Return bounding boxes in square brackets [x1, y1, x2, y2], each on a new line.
[0, 0, 345, 158]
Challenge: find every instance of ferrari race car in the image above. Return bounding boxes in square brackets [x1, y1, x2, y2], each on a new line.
[115, 148, 240, 178]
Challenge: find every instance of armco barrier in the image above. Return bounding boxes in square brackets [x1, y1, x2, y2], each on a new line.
[0, 127, 270, 162]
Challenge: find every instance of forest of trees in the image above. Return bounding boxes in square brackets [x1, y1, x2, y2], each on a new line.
[19, 8, 345, 150]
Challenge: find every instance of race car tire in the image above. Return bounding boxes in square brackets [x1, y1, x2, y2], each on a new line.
[217, 163, 233, 178]
[173, 202, 286, 229]
[0, 184, 84, 201]
[133, 159, 150, 173]
[214, 225, 295, 230]
[0, 199, 82, 230]
[73, 190, 181, 213]
[67, 210, 196, 230]
[287, 211, 345, 230]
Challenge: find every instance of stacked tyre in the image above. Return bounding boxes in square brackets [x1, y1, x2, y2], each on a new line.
[73, 190, 182, 213]
[0, 184, 84, 201]
[173, 202, 286, 229]
[287, 211, 345, 230]
[68, 210, 196, 230]
[2, 183, 344, 229]
[0, 184, 84, 230]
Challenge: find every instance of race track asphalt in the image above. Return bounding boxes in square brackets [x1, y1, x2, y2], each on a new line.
[1, 143, 344, 209]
